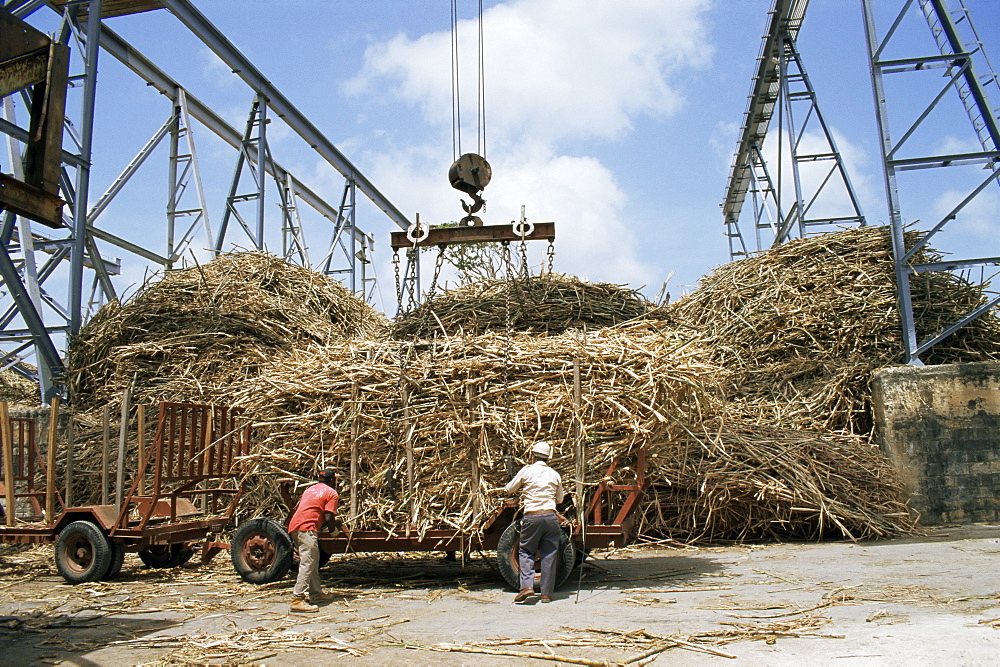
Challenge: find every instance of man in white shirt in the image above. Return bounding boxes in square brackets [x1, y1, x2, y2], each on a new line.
[502, 441, 565, 603]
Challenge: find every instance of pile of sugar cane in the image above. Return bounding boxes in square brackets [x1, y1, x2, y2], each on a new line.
[66, 252, 388, 412]
[671, 226, 1000, 435]
[637, 420, 913, 542]
[62, 226, 1000, 541]
[0, 367, 38, 407]
[391, 273, 650, 338]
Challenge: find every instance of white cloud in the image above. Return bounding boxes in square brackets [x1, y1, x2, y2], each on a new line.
[345, 0, 712, 149]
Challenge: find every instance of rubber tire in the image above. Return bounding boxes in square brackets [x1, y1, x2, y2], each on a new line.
[232, 517, 293, 584]
[55, 520, 113, 584]
[496, 520, 576, 592]
[102, 539, 126, 580]
[138, 543, 194, 569]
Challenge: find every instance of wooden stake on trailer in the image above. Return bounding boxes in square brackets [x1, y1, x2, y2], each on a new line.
[1, 402, 14, 526]
[573, 356, 583, 523]
[64, 415, 74, 506]
[403, 382, 416, 530]
[350, 381, 358, 524]
[468, 382, 480, 515]
[115, 387, 131, 509]
[101, 405, 110, 505]
[136, 404, 146, 496]
[45, 398, 59, 522]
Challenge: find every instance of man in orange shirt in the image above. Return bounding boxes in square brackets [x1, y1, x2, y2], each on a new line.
[287, 467, 340, 613]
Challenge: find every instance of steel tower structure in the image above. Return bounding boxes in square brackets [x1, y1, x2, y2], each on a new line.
[863, 0, 1000, 364]
[1, 0, 411, 402]
[724, 0, 999, 365]
[722, 0, 866, 259]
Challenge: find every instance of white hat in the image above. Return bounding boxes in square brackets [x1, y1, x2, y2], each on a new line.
[531, 441, 553, 458]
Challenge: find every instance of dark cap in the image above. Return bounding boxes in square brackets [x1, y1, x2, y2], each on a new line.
[318, 467, 339, 482]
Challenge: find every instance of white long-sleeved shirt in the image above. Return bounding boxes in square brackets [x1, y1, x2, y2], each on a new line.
[504, 460, 564, 512]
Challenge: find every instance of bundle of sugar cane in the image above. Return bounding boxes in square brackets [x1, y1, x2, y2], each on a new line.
[230, 318, 718, 535]
[391, 273, 651, 339]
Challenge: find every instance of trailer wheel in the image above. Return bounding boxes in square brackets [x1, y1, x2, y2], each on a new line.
[102, 540, 126, 580]
[55, 520, 113, 584]
[496, 520, 576, 591]
[232, 518, 292, 584]
[138, 543, 194, 569]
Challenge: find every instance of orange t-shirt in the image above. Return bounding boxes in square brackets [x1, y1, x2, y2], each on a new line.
[288, 483, 339, 532]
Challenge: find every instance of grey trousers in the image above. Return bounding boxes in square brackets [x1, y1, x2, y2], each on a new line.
[518, 513, 562, 596]
[291, 530, 322, 598]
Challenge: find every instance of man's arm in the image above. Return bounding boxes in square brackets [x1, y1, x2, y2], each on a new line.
[503, 470, 524, 495]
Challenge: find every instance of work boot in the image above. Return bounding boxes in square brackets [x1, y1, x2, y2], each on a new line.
[513, 588, 534, 603]
[311, 591, 336, 603]
[289, 596, 318, 613]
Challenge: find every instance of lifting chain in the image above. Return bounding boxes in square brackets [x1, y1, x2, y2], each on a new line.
[517, 238, 530, 280]
[546, 240, 555, 274]
[501, 241, 517, 480]
[390, 241, 447, 499]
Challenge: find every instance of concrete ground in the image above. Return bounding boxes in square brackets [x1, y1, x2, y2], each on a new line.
[1, 524, 999, 665]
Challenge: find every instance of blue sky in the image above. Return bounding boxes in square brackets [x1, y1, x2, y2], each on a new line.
[16, 0, 1000, 315]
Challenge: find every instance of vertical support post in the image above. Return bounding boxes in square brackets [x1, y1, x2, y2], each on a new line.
[862, 0, 922, 365]
[255, 94, 267, 249]
[45, 398, 59, 522]
[137, 404, 146, 496]
[68, 0, 105, 335]
[350, 382, 358, 525]
[64, 415, 74, 507]
[115, 387, 130, 509]
[349, 181, 357, 294]
[101, 405, 110, 505]
[1, 402, 14, 526]
[167, 92, 180, 269]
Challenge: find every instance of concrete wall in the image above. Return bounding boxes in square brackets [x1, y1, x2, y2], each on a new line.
[872, 361, 1000, 525]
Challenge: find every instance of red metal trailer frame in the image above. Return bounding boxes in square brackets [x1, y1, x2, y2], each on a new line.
[230, 443, 646, 588]
[0, 401, 251, 582]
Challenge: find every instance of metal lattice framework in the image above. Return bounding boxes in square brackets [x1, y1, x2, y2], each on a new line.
[1, 0, 411, 402]
[724, 0, 999, 365]
[722, 0, 866, 259]
[863, 0, 1000, 364]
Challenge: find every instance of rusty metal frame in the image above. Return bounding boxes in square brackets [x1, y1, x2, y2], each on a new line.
[0, 401, 250, 551]
[112, 401, 250, 542]
[0, 415, 64, 520]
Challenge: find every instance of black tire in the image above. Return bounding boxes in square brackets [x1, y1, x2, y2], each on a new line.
[138, 543, 194, 569]
[496, 520, 576, 592]
[55, 520, 113, 584]
[102, 539, 126, 580]
[232, 518, 293, 584]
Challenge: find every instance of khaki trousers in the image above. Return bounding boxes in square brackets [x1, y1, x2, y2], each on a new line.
[291, 530, 322, 598]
